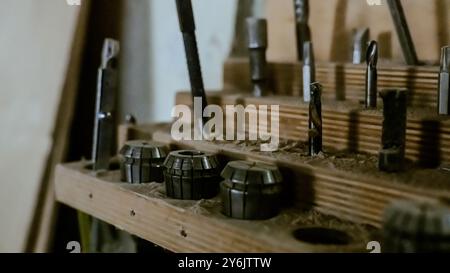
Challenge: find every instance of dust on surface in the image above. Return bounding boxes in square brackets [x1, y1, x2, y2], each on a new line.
[212, 139, 450, 192]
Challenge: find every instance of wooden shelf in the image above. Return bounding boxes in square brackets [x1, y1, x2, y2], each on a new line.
[55, 162, 372, 253]
[175, 92, 450, 164]
[119, 125, 450, 228]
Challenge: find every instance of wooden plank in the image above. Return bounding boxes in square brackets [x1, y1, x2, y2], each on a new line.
[54, 162, 371, 253]
[223, 58, 440, 108]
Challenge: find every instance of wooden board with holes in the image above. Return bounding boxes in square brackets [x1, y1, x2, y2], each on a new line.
[54, 162, 372, 253]
[123, 126, 450, 229]
[175, 92, 450, 164]
[223, 58, 440, 109]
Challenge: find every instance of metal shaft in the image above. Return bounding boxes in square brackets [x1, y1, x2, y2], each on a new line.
[309, 82, 322, 156]
[92, 38, 120, 171]
[387, 0, 419, 65]
[438, 46, 450, 115]
[293, 0, 311, 61]
[303, 41, 315, 102]
[365, 41, 378, 108]
[379, 89, 407, 172]
[352, 28, 369, 64]
[175, 0, 208, 125]
[247, 18, 268, 97]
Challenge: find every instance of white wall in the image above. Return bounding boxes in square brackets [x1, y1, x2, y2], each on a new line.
[148, 0, 238, 122]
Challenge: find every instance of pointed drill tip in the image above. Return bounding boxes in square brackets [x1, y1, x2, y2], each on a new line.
[101, 38, 120, 68]
[440, 46, 450, 72]
[366, 40, 378, 67]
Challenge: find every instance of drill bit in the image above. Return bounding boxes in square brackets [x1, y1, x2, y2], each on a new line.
[365, 41, 378, 108]
[379, 89, 408, 172]
[309, 82, 322, 156]
[352, 28, 369, 64]
[175, 0, 208, 128]
[387, 0, 419, 65]
[303, 41, 315, 102]
[293, 0, 311, 61]
[247, 18, 268, 97]
[438, 46, 450, 116]
[92, 38, 120, 171]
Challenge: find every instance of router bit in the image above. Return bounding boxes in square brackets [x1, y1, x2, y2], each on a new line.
[383, 200, 450, 253]
[379, 89, 407, 172]
[303, 41, 315, 102]
[387, 0, 419, 65]
[438, 46, 450, 116]
[365, 41, 378, 108]
[92, 38, 120, 171]
[175, 0, 208, 127]
[163, 150, 221, 200]
[309, 82, 322, 156]
[247, 18, 268, 97]
[352, 28, 369, 64]
[293, 0, 311, 61]
[220, 161, 283, 220]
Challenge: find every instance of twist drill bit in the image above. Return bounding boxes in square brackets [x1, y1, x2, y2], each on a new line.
[246, 18, 268, 97]
[379, 89, 408, 172]
[92, 38, 120, 171]
[387, 0, 419, 65]
[293, 0, 311, 61]
[438, 46, 450, 116]
[175, 0, 208, 127]
[352, 28, 369, 64]
[365, 41, 378, 108]
[303, 41, 315, 102]
[309, 82, 322, 156]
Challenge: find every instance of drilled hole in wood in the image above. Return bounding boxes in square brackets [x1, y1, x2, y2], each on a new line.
[130, 210, 136, 217]
[293, 227, 351, 245]
[180, 229, 187, 238]
[88, 193, 93, 199]
[84, 161, 120, 171]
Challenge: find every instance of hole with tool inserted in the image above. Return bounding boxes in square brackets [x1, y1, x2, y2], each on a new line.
[293, 227, 351, 245]
[179, 151, 205, 156]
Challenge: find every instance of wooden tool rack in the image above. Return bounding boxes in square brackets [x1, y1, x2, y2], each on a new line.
[54, 57, 450, 252]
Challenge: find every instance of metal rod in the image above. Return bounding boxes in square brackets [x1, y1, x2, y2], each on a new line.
[175, 0, 208, 126]
[92, 38, 120, 171]
[303, 41, 315, 102]
[247, 17, 268, 97]
[438, 46, 450, 115]
[293, 0, 311, 61]
[365, 41, 378, 108]
[379, 89, 408, 172]
[386, 0, 419, 65]
[309, 82, 322, 156]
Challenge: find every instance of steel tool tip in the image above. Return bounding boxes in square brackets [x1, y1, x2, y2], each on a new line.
[366, 40, 378, 68]
[101, 38, 120, 69]
[440, 46, 450, 72]
[294, 0, 309, 22]
[246, 18, 268, 48]
[303, 41, 314, 66]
